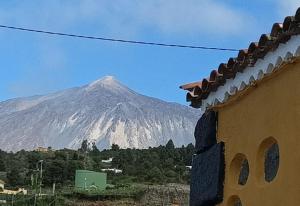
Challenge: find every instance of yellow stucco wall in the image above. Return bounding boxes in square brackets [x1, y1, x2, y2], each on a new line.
[216, 61, 300, 206]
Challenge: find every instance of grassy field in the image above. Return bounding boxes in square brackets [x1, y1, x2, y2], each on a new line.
[0, 184, 189, 206]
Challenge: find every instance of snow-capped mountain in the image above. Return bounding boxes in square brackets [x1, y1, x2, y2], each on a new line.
[0, 76, 199, 151]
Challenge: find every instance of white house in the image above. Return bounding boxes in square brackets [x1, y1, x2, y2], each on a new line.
[101, 168, 123, 174]
[101, 157, 113, 164]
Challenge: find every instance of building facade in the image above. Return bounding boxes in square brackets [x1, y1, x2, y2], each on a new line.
[181, 7, 300, 206]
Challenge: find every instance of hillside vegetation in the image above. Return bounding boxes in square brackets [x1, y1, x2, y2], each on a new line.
[0, 140, 194, 188]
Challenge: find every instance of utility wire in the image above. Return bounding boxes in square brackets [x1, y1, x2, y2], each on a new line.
[0, 24, 239, 51]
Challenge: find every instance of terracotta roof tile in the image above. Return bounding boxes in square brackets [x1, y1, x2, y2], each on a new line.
[180, 81, 202, 91]
[181, 7, 300, 108]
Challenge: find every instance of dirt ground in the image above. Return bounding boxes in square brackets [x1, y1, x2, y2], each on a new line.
[65, 199, 139, 206]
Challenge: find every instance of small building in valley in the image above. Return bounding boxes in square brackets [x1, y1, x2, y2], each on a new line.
[75, 170, 107, 191]
[181, 7, 300, 206]
[101, 157, 113, 164]
[101, 168, 123, 174]
[0, 180, 27, 195]
[34, 147, 49, 152]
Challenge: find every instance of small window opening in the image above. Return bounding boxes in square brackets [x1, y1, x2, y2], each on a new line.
[265, 143, 279, 182]
[238, 159, 249, 185]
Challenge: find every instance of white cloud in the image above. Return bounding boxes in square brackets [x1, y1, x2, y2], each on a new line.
[0, 0, 252, 37]
[134, 0, 249, 35]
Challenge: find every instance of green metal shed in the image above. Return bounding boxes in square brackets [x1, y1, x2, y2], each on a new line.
[75, 170, 107, 191]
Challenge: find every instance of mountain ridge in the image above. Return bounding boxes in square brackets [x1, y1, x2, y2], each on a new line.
[0, 76, 199, 151]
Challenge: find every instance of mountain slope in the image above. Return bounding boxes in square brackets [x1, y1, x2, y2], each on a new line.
[0, 76, 199, 151]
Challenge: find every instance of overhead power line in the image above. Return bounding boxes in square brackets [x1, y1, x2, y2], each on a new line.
[0, 24, 239, 51]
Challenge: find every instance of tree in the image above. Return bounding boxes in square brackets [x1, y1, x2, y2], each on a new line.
[43, 160, 65, 186]
[164, 158, 174, 169]
[7, 164, 23, 187]
[186, 143, 195, 150]
[0, 159, 5, 171]
[90, 142, 100, 156]
[165, 169, 177, 180]
[147, 167, 163, 182]
[79, 140, 89, 153]
[166, 139, 175, 150]
[27, 152, 42, 170]
[111, 144, 120, 151]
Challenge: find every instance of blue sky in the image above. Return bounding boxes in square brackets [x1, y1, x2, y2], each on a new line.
[0, 0, 299, 105]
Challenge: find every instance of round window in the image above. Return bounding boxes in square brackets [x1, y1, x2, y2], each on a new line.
[256, 137, 279, 183]
[265, 142, 279, 182]
[238, 158, 249, 185]
[227, 195, 242, 206]
[229, 153, 249, 187]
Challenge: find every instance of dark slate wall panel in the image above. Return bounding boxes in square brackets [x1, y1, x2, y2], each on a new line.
[190, 142, 225, 206]
[194, 111, 217, 153]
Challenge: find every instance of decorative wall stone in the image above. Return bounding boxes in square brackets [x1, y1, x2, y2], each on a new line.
[194, 111, 217, 153]
[190, 142, 225, 206]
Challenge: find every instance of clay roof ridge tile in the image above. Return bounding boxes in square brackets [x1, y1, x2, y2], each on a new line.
[181, 7, 300, 108]
[295, 8, 300, 21]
